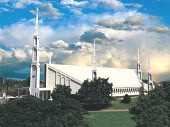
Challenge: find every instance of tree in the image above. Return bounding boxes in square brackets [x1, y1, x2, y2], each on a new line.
[121, 94, 131, 104]
[51, 85, 89, 127]
[77, 77, 113, 110]
[0, 85, 89, 127]
[51, 84, 72, 99]
[129, 81, 170, 127]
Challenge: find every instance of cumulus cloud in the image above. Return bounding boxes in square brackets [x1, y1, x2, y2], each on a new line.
[96, 18, 123, 29]
[80, 30, 107, 43]
[61, 0, 89, 7]
[0, 7, 11, 13]
[0, 49, 12, 61]
[0, 0, 9, 3]
[151, 51, 170, 75]
[95, 14, 146, 30]
[125, 16, 144, 26]
[39, 3, 62, 19]
[51, 40, 69, 48]
[149, 26, 170, 34]
[30, 3, 62, 19]
[70, 8, 83, 15]
[1, 2, 170, 82]
[125, 3, 143, 10]
[94, 0, 124, 10]
[0, 20, 88, 48]
[13, 0, 40, 8]
[78, 13, 170, 82]
[12, 49, 27, 62]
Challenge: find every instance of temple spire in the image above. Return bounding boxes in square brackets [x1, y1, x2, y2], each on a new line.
[148, 52, 153, 91]
[34, 7, 39, 36]
[136, 46, 142, 83]
[92, 38, 97, 79]
[137, 47, 140, 64]
[30, 7, 40, 97]
[100, 58, 103, 68]
[49, 56, 51, 64]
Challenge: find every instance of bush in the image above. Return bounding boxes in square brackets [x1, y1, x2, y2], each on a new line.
[121, 94, 131, 104]
[0, 85, 89, 127]
[78, 77, 113, 110]
[129, 81, 170, 127]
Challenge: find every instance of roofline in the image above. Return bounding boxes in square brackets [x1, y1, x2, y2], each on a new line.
[49, 64, 136, 71]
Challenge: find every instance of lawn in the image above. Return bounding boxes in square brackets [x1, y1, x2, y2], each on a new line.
[85, 97, 137, 127]
[109, 97, 137, 109]
[85, 112, 135, 127]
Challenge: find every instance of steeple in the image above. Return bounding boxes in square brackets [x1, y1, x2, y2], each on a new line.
[136, 47, 142, 83]
[148, 52, 153, 92]
[92, 38, 97, 79]
[100, 58, 103, 68]
[49, 55, 52, 64]
[30, 7, 40, 97]
[34, 7, 39, 36]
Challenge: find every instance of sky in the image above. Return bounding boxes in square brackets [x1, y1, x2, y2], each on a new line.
[0, 0, 170, 82]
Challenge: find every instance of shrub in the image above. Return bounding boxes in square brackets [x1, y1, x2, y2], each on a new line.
[78, 77, 113, 110]
[0, 85, 89, 127]
[121, 94, 131, 104]
[129, 81, 170, 127]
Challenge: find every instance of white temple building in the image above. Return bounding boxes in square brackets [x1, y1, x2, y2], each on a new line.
[29, 9, 154, 100]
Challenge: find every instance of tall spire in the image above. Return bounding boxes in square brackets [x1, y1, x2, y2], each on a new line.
[148, 52, 153, 92]
[136, 46, 142, 83]
[92, 38, 97, 79]
[100, 58, 103, 68]
[93, 38, 96, 70]
[35, 7, 39, 36]
[30, 7, 40, 98]
[49, 56, 51, 64]
[137, 47, 140, 64]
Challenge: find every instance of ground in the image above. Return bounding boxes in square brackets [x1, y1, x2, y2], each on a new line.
[109, 97, 137, 109]
[85, 98, 136, 127]
[85, 112, 135, 127]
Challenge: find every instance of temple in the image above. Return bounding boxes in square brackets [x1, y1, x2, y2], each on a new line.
[29, 9, 154, 100]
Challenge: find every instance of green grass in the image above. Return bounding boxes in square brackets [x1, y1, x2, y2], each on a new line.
[109, 98, 137, 109]
[85, 98, 137, 127]
[85, 112, 135, 127]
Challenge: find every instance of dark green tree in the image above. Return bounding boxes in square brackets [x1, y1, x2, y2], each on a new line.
[121, 94, 131, 104]
[129, 81, 170, 127]
[51, 85, 89, 127]
[78, 77, 113, 110]
[51, 84, 72, 99]
[0, 85, 89, 127]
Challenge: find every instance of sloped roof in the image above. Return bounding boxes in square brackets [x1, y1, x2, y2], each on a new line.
[48, 64, 141, 88]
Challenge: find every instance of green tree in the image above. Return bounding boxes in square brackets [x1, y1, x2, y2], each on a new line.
[78, 77, 113, 110]
[121, 94, 131, 104]
[51, 84, 89, 127]
[0, 85, 89, 127]
[51, 84, 72, 99]
[129, 81, 170, 127]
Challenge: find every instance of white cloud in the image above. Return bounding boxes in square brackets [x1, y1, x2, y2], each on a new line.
[12, 49, 27, 62]
[13, 0, 40, 8]
[0, 0, 9, 3]
[61, 0, 88, 7]
[149, 26, 170, 34]
[70, 8, 83, 15]
[39, 3, 62, 19]
[0, 49, 12, 61]
[125, 16, 144, 25]
[0, 7, 10, 12]
[51, 40, 69, 48]
[94, 0, 124, 10]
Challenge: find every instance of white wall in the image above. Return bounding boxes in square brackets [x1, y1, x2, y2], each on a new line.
[46, 65, 82, 94]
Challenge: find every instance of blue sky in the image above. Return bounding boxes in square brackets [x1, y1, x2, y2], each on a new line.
[0, 0, 170, 82]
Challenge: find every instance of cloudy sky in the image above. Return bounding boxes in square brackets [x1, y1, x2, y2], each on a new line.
[0, 0, 170, 82]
